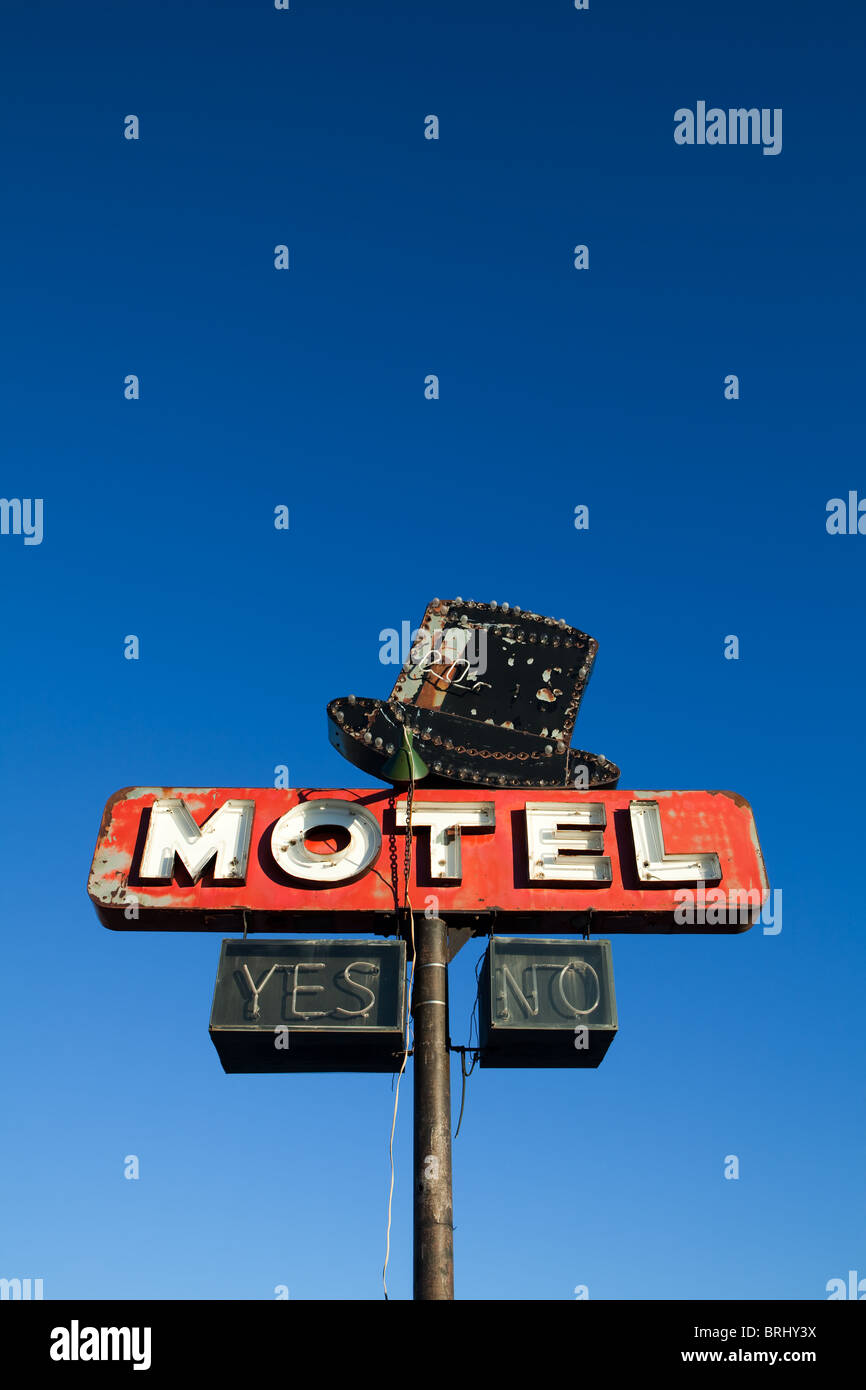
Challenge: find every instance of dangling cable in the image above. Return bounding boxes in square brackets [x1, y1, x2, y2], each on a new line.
[469, 947, 484, 1053]
[452, 945, 485, 1138]
[383, 725, 416, 1299]
[454, 1049, 478, 1139]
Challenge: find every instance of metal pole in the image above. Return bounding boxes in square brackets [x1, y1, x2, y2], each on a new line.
[412, 914, 454, 1299]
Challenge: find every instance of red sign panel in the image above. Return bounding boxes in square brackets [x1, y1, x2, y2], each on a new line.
[88, 786, 769, 934]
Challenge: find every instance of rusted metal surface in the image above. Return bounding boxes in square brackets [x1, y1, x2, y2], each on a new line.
[87, 786, 769, 934]
[327, 598, 620, 789]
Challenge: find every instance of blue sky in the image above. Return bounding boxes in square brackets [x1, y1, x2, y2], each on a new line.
[1, 0, 864, 1300]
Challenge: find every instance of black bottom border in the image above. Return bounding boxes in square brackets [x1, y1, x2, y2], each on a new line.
[3, 1298, 858, 1376]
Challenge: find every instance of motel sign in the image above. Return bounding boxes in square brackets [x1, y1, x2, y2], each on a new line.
[88, 785, 768, 934]
[86, 599, 772, 1300]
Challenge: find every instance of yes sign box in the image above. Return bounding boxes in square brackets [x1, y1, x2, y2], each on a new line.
[209, 939, 406, 1073]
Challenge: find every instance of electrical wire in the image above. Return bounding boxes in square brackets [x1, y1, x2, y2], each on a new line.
[382, 725, 416, 1300]
[452, 944, 485, 1139]
[454, 1049, 477, 1139]
[469, 945, 485, 1054]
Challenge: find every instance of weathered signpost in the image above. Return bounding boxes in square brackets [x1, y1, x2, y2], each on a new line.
[87, 599, 769, 1300]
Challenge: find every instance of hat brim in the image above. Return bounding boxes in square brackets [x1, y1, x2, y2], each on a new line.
[327, 697, 619, 790]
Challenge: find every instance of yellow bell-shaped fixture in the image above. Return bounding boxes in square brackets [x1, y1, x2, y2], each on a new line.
[382, 729, 429, 784]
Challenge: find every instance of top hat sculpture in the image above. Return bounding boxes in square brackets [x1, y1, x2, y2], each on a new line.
[327, 598, 619, 790]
